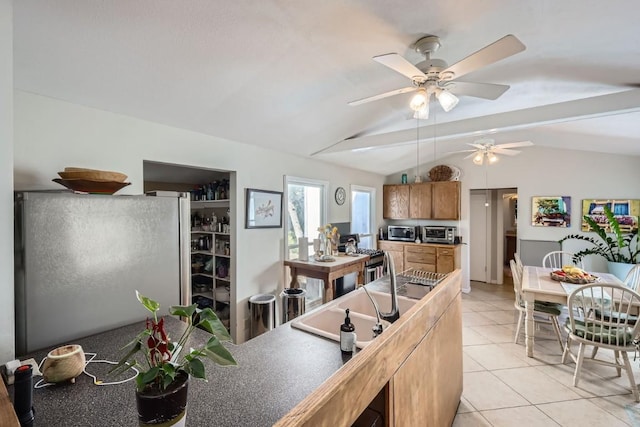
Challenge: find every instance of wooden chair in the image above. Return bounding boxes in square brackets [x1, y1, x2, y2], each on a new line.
[542, 251, 584, 269]
[510, 260, 564, 351]
[562, 283, 640, 402]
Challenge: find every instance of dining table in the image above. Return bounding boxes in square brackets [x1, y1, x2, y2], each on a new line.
[521, 266, 624, 357]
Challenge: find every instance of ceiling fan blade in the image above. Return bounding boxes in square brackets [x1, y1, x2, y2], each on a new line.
[373, 53, 427, 81]
[445, 81, 510, 100]
[440, 34, 526, 81]
[467, 143, 486, 149]
[463, 151, 480, 159]
[492, 148, 521, 156]
[495, 141, 533, 149]
[348, 86, 417, 106]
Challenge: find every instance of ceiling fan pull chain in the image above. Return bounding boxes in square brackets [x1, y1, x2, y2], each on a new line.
[415, 115, 421, 183]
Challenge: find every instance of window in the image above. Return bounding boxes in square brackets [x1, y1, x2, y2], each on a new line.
[351, 185, 376, 249]
[284, 176, 328, 308]
[284, 176, 328, 259]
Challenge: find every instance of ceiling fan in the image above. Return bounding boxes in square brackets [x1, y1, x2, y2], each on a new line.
[348, 34, 526, 119]
[451, 138, 534, 165]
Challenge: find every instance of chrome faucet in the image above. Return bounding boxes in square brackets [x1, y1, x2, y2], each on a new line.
[380, 251, 400, 323]
[359, 252, 400, 339]
[362, 286, 384, 338]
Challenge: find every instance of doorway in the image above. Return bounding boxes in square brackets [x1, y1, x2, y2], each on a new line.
[469, 187, 518, 285]
[142, 160, 237, 341]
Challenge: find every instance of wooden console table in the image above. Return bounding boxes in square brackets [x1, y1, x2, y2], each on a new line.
[284, 254, 370, 303]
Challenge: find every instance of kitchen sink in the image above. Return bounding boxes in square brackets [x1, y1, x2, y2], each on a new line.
[290, 288, 418, 348]
[334, 289, 417, 318]
[291, 307, 391, 348]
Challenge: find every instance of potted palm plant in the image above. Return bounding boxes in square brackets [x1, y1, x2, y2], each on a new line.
[559, 205, 639, 280]
[111, 291, 237, 425]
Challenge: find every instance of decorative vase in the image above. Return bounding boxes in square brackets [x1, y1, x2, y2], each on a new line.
[42, 344, 86, 384]
[318, 233, 328, 257]
[136, 371, 189, 426]
[607, 261, 634, 281]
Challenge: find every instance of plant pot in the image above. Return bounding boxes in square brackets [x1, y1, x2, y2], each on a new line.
[136, 371, 189, 426]
[607, 261, 634, 281]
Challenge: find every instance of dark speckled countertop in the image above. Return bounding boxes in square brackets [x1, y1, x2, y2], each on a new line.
[10, 315, 353, 426]
[6, 276, 437, 427]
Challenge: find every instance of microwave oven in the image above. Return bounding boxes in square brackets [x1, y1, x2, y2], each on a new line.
[387, 225, 417, 242]
[422, 226, 457, 244]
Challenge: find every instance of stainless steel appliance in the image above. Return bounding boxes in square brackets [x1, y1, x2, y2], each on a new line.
[387, 225, 417, 242]
[422, 225, 457, 244]
[337, 234, 386, 289]
[357, 248, 386, 284]
[14, 191, 191, 355]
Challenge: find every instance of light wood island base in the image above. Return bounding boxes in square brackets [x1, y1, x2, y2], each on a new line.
[1, 376, 20, 427]
[275, 270, 463, 426]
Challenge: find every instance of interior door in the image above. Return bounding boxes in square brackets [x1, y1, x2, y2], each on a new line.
[470, 192, 489, 282]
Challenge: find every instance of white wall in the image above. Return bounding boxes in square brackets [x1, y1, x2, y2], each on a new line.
[13, 91, 386, 343]
[388, 146, 640, 291]
[1, 0, 14, 365]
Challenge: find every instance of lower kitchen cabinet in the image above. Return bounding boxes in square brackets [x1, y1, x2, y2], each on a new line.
[377, 241, 460, 274]
[436, 246, 457, 273]
[404, 245, 436, 272]
[378, 240, 404, 273]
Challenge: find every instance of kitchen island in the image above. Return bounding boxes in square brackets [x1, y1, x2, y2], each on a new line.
[5, 269, 462, 426]
[284, 253, 370, 303]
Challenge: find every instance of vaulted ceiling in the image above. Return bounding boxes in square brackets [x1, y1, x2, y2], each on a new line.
[13, 1, 640, 175]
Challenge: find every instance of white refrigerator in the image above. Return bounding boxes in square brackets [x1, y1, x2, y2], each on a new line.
[14, 191, 191, 355]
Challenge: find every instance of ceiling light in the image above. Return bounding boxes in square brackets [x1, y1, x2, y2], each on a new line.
[488, 152, 498, 163]
[472, 152, 484, 165]
[435, 88, 459, 112]
[413, 102, 429, 119]
[409, 89, 429, 112]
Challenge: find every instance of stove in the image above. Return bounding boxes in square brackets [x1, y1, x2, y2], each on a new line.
[356, 248, 385, 263]
[357, 248, 385, 283]
[339, 235, 386, 283]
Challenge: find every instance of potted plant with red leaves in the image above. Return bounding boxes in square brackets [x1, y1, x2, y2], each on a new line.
[111, 291, 237, 426]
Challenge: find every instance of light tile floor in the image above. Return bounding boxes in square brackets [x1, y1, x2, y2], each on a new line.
[453, 280, 640, 427]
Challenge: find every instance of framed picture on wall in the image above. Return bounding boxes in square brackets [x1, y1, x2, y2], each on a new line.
[245, 188, 283, 229]
[531, 196, 571, 227]
[581, 199, 640, 232]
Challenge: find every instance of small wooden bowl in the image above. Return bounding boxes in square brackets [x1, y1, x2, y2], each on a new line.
[42, 344, 86, 384]
[59, 168, 128, 182]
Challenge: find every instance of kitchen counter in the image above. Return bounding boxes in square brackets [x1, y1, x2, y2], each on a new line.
[6, 270, 462, 426]
[7, 316, 349, 426]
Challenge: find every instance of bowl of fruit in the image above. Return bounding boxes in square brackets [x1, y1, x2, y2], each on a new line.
[550, 265, 599, 284]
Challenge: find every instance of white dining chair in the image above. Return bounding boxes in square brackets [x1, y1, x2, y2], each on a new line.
[624, 264, 640, 292]
[542, 251, 584, 270]
[562, 282, 640, 402]
[514, 252, 524, 272]
[510, 260, 564, 351]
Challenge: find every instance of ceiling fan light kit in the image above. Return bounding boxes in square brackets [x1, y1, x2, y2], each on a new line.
[472, 152, 484, 165]
[348, 34, 525, 117]
[459, 138, 533, 166]
[409, 88, 429, 112]
[435, 88, 459, 112]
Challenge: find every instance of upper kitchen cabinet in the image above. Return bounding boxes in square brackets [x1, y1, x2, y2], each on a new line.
[431, 181, 460, 220]
[409, 183, 432, 219]
[383, 185, 410, 219]
[383, 181, 460, 220]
